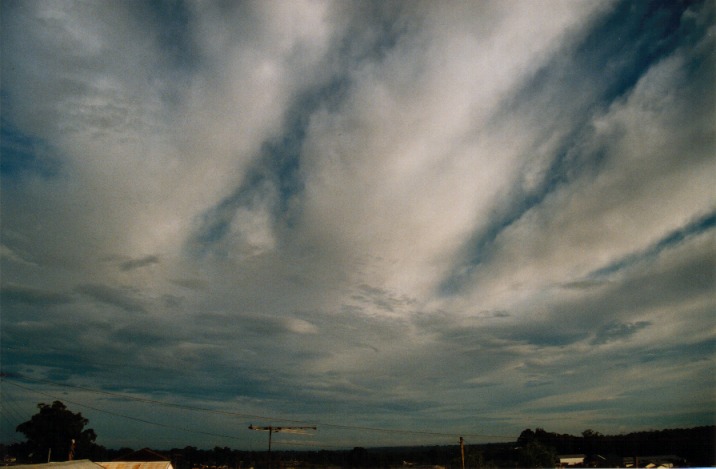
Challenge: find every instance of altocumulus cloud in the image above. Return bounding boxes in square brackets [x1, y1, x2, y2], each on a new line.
[1, 0, 714, 450]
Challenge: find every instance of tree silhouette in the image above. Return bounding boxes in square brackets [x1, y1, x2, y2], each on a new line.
[16, 401, 98, 462]
[518, 440, 557, 468]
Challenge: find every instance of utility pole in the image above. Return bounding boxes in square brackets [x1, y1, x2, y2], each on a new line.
[248, 425, 316, 469]
[459, 436, 465, 469]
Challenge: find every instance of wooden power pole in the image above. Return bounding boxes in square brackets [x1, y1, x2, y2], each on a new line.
[460, 436, 465, 469]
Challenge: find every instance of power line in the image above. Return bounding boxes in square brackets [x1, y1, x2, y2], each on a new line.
[249, 425, 318, 469]
[4, 380, 243, 441]
[0, 386, 28, 425]
[3, 373, 303, 425]
[2, 380, 332, 449]
[2, 373, 514, 440]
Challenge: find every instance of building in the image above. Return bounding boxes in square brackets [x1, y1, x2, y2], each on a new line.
[557, 454, 585, 467]
[97, 447, 173, 469]
[97, 462, 172, 469]
[11, 461, 105, 469]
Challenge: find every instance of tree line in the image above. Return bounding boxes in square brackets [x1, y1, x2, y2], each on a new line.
[3, 401, 714, 467]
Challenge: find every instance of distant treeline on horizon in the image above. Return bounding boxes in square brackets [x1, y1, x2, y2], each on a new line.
[4, 425, 715, 468]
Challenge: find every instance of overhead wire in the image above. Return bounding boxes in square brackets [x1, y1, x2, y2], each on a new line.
[2, 379, 336, 449]
[4, 380, 243, 441]
[2, 373, 514, 441]
[1, 386, 28, 425]
[0, 386, 30, 443]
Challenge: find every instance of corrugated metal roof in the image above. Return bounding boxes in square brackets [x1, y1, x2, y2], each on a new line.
[98, 462, 173, 469]
[13, 460, 105, 469]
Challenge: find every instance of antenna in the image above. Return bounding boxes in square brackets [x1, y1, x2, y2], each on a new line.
[249, 424, 317, 469]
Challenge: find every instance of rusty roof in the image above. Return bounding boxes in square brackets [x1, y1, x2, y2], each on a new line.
[98, 462, 173, 469]
[12, 461, 105, 469]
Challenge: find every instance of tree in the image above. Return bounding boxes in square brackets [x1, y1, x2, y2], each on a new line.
[16, 401, 98, 462]
[582, 429, 602, 439]
[517, 428, 536, 447]
[518, 441, 557, 468]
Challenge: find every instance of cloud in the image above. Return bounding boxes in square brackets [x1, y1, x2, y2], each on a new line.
[1, 0, 713, 449]
[0, 284, 73, 306]
[591, 321, 653, 345]
[119, 255, 160, 271]
[75, 284, 146, 314]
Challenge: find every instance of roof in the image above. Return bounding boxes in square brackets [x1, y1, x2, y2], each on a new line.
[12, 460, 105, 469]
[111, 449, 168, 462]
[98, 462, 173, 469]
[558, 454, 586, 464]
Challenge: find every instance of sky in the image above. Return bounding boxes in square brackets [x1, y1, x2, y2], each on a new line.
[1, 0, 714, 452]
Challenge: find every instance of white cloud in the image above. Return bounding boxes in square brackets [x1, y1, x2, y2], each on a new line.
[447, 28, 715, 316]
[299, 1, 608, 298]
